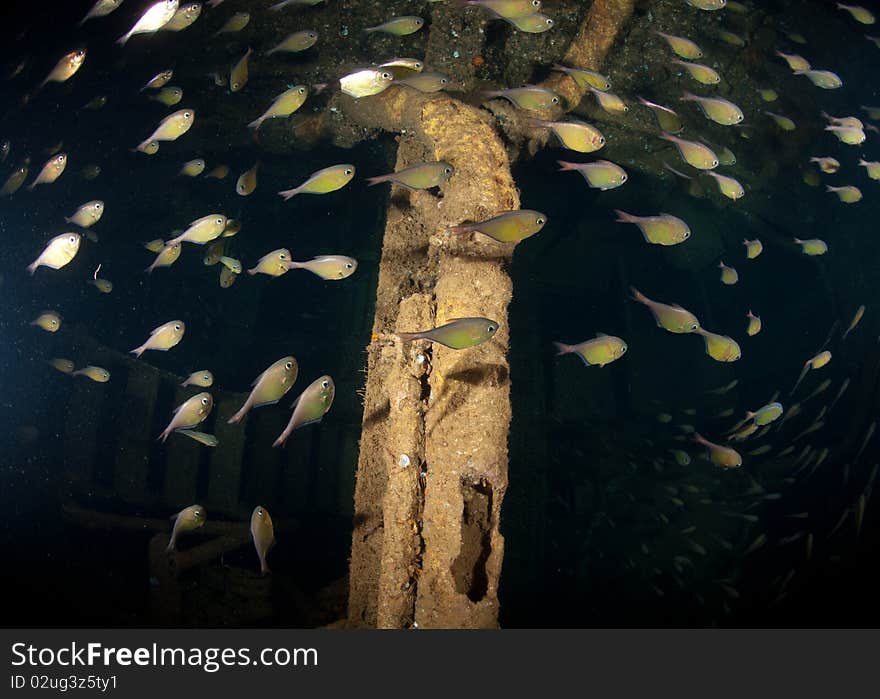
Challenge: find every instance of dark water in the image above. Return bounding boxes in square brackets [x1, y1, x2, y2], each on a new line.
[1, 0, 879, 628]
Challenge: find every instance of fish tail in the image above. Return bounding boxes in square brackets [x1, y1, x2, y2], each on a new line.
[679, 91, 696, 101]
[793, 237, 802, 244]
[552, 342, 572, 355]
[26, 260, 38, 275]
[629, 286, 647, 304]
[286, 261, 302, 270]
[556, 160, 579, 171]
[277, 188, 298, 201]
[447, 224, 472, 234]
[657, 131, 675, 142]
[824, 185, 835, 192]
[260, 560, 271, 575]
[246, 267, 258, 275]
[612, 209, 636, 224]
[396, 331, 423, 342]
[116, 33, 130, 47]
[247, 117, 263, 130]
[365, 175, 388, 186]
[130, 346, 145, 358]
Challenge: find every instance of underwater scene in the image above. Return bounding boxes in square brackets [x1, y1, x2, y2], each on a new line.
[1, 0, 879, 629]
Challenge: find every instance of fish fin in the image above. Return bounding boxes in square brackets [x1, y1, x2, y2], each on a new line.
[289, 394, 302, 411]
[278, 188, 298, 201]
[251, 398, 282, 409]
[556, 160, 579, 171]
[130, 346, 145, 358]
[595, 332, 608, 337]
[447, 224, 472, 234]
[26, 260, 39, 275]
[552, 342, 571, 355]
[396, 331, 422, 342]
[247, 117, 263, 130]
[365, 175, 388, 186]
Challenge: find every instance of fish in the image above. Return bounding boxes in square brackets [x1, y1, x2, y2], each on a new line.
[135, 109, 195, 152]
[743, 239, 763, 259]
[748, 402, 784, 426]
[587, 87, 628, 114]
[136, 141, 160, 155]
[804, 379, 832, 403]
[687, 0, 726, 9]
[671, 450, 691, 466]
[715, 29, 746, 46]
[394, 73, 451, 93]
[397, 317, 500, 349]
[204, 243, 224, 267]
[273, 376, 336, 447]
[72, 366, 111, 383]
[27, 153, 67, 189]
[828, 378, 850, 412]
[130, 320, 186, 357]
[367, 161, 453, 190]
[278, 164, 355, 199]
[0, 158, 31, 197]
[746, 310, 762, 336]
[656, 31, 703, 59]
[166, 505, 205, 552]
[612, 210, 690, 246]
[448, 210, 550, 250]
[146, 242, 182, 273]
[504, 12, 554, 32]
[858, 159, 880, 179]
[248, 85, 308, 129]
[794, 69, 843, 89]
[557, 160, 627, 190]
[379, 57, 425, 78]
[65, 200, 104, 228]
[250, 506, 274, 575]
[671, 59, 720, 85]
[757, 88, 778, 102]
[166, 214, 228, 246]
[842, 305, 866, 340]
[658, 133, 718, 169]
[790, 350, 832, 395]
[37, 49, 87, 91]
[89, 278, 113, 294]
[212, 11, 249, 37]
[810, 156, 840, 173]
[144, 239, 166, 253]
[793, 238, 828, 255]
[340, 69, 394, 98]
[162, 2, 203, 31]
[236, 163, 258, 196]
[822, 112, 864, 129]
[825, 125, 866, 144]
[81, 96, 107, 110]
[748, 445, 772, 456]
[680, 93, 743, 125]
[31, 311, 61, 333]
[826, 185, 862, 203]
[854, 421, 877, 462]
[484, 86, 560, 111]
[551, 64, 611, 91]
[718, 261, 738, 285]
[286, 255, 357, 280]
[466, 0, 544, 19]
[705, 172, 744, 200]
[744, 533, 767, 555]
[230, 48, 252, 92]
[49, 358, 76, 374]
[553, 334, 628, 367]
[179, 159, 206, 177]
[638, 98, 683, 133]
[228, 357, 299, 424]
[630, 287, 700, 333]
[27, 233, 81, 275]
[158, 392, 213, 442]
[837, 3, 875, 24]
[776, 51, 810, 71]
[527, 119, 605, 153]
[248, 248, 292, 277]
[364, 16, 425, 35]
[182, 370, 214, 388]
[219, 266, 238, 288]
[696, 328, 741, 362]
[219, 257, 242, 274]
[694, 433, 742, 467]
[79, 0, 123, 26]
[118, 0, 179, 45]
[149, 87, 184, 106]
[266, 30, 319, 55]
[141, 70, 174, 91]
[205, 164, 230, 179]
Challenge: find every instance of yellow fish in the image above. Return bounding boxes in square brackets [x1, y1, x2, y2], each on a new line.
[266, 30, 319, 55]
[794, 238, 828, 255]
[166, 504, 205, 552]
[552, 63, 611, 90]
[219, 256, 242, 274]
[89, 278, 113, 293]
[553, 334, 627, 367]
[587, 87, 628, 113]
[746, 310, 762, 336]
[73, 366, 111, 383]
[364, 16, 424, 35]
[339, 69, 394, 98]
[230, 48, 253, 92]
[810, 156, 840, 173]
[137, 140, 160, 155]
[250, 506, 275, 575]
[638, 98, 683, 133]
[484, 86, 561, 111]
[28, 232, 81, 275]
[557, 159, 627, 190]
[697, 328, 741, 361]
[28, 153, 67, 190]
[681, 92, 743, 125]
[248, 248, 292, 276]
[179, 158, 205, 177]
[858, 159, 880, 179]
[130, 320, 185, 357]
[705, 172, 744, 199]
[1, 159, 30, 195]
[49, 358, 76, 374]
[162, 2, 202, 31]
[757, 88, 778, 102]
[743, 239, 763, 259]
[718, 261, 738, 285]
[837, 3, 875, 24]
[213, 11, 249, 37]
[716, 29, 746, 46]
[448, 210, 547, 244]
[278, 164, 355, 200]
[694, 432, 742, 467]
[672, 59, 720, 85]
[149, 86, 183, 106]
[146, 242, 182, 273]
[136, 108, 194, 152]
[794, 69, 842, 89]
[144, 239, 166, 253]
[248, 85, 308, 129]
[527, 119, 605, 153]
[236, 163, 258, 196]
[287, 255, 357, 280]
[776, 51, 810, 71]
[79, 0, 123, 26]
[365, 161, 454, 190]
[656, 31, 703, 58]
[631, 287, 700, 333]
[117, 0, 179, 45]
[141, 69, 173, 90]
[842, 305, 866, 341]
[159, 392, 213, 442]
[613, 210, 690, 246]
[31, 311, 61, 332]
[205, 164, 230, 179]
[219, 266, 239, 288]
[659, 133, 718, 169]
[229, 357, 299, 424]
[791, 351, 832, 394]
[825, 125, 865, 144]
[273, 376, 336, 448]
[66, 200, 104, 227]
[203, 240, 225, 266]
[765, 111, 796, 130]
[37, 49, 87, 90]
[379, 57, 425, 78]
[505, 12, 554, 32]
[167, 214, 228, 245]
[826, 185, 862, 203]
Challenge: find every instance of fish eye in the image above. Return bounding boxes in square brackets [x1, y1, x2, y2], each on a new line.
[279, 253, 287, 259]
[536, 217, 545, 225]
[194, 510, 201, 517]
[285, 361, 293, 370]
[684, 231, 691, 238]
[95, 202, 103, 209]
[257, 507, 264, 515]
[691, 323, 699, 330]
[415, 62, 423, 69]
[487, 324, 496, 333]
[322, 380, 329, 388]
[444, 167, 452, 175]
[546, 19, 554, 26]
[201, 397, 209, 405]
[345, 262, 353, 268]
[174, 324, 181, 331]
[736, 115, 743, 122]
[440, 78, 449, 84]
[551, 96, 560, 104]
[216, 217, 224, 224]
[68, 235, 77, 243]
[620, 173, 628, 181]
[298, 87, 306, 93]
[382, 72, 392, 80]
[598, 136, 606, 143]
[344, 168, 353, 175]
[184, 111, 192, 118]
[532, 0, 540, 5]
